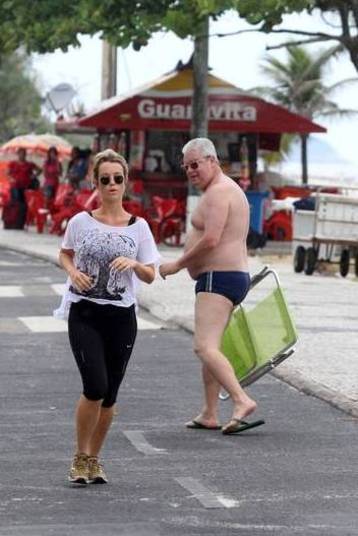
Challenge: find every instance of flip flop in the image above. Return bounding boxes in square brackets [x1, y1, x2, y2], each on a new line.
[222, 418, 265, 435]
[186, 419, 221, 430]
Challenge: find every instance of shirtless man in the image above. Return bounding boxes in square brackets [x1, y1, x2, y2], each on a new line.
[159, 138, 263, 434]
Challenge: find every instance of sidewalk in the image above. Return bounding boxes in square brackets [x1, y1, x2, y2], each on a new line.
[0, 226, 357, 418]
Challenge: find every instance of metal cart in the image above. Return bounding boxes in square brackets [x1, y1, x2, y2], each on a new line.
[220, 266, 298, 396]
[292, 190, 358, 276]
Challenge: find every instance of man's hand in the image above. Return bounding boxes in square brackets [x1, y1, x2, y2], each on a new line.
[109, 256, 138, 272]
[159, 261, 181, 279]
[69, 269, 93, 293]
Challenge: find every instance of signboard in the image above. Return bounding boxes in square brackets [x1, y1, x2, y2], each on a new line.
[137, 98, 257, 122]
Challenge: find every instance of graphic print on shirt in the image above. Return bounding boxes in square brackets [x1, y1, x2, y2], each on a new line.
[70, 228, 136, 301]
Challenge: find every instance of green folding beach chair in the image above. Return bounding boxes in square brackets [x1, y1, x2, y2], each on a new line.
[221, 266, 298, 390]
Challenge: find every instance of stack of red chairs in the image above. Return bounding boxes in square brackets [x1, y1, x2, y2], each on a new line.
[160, 198, 186, 247]
[123, 199, 145, 218]
[0, 180, 10, 209]
[48, 184, 76, 235]
[49, 186, 99, 235]
[0, 163, 10, 209]
[24, 190, 49, 233]
[145, 196, 186, 246]
[145, 196, 177, 243]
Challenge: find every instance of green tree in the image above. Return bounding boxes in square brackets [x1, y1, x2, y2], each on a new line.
[232, 2, 358, 73]
[256, 44, 357, 183]
[2, 1, 358, 129]
[0, 0, 243, 200]
[0, 50, 50, 143]
[0, 1, 334, 139]
[0, 1, 239, 139]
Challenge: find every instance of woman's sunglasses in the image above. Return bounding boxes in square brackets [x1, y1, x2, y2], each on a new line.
[99, 174, 125, 186]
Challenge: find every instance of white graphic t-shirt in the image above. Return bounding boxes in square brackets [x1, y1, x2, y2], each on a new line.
[54, 211, 160, 318]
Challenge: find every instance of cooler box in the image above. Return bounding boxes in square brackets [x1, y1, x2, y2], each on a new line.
[245, 191, 269, 234]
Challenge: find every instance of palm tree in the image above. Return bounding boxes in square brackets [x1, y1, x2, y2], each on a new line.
[257, 45, 358, 184]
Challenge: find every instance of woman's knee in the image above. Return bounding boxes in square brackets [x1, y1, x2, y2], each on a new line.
[102, 390, 118, 408]
[83, 383, 108, 403]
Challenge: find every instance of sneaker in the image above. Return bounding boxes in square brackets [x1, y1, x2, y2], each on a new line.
[88, 456, 108, 484]
[68, 453, 89, 485]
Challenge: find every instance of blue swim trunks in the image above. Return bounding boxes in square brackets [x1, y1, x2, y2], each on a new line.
[195, 271, 250, 306]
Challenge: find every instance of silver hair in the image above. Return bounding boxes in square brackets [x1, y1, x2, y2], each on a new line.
[182, 138, 218, 159]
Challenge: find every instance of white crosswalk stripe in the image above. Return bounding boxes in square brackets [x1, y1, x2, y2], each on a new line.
[0, 261, 45, 267]
[0, 283, 166, 331]
[0, 284, 61, 297]
[18, 316, 67, 333]
[51, 284, 66, 296]
[0, 286, 24, 297]
[17, 315, 163, 333]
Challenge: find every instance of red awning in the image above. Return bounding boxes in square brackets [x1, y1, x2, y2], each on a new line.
[77, 67, 326, 135]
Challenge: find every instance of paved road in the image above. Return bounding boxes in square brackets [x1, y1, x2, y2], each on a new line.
[1, 249, 358, 536]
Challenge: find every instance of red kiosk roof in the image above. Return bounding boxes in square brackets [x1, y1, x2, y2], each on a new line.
[77, 67, 326, 135]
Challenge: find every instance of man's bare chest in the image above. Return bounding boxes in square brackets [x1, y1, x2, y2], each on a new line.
[191, 199, 207, 231]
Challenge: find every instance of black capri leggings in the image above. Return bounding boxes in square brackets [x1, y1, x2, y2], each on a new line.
[68, 300, 137, 408]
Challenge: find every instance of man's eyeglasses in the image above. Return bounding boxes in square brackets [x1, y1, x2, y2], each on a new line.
[181, 156, 211, 172]
[99, 174, 125, 186]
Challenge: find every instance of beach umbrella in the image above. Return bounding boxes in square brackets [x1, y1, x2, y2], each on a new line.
[0, 133, 72, 159]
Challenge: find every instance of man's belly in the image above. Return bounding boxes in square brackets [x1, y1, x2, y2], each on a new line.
[184, 229, 248, 279]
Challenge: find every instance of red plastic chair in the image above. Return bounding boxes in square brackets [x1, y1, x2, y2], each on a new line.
[131, 179, 144, 195]
[145, 196, 177, 243]
[24, 190, 49, 233]
[53, 183, 75, 210]
[75, 189, 99, 211]
[0, 181, 10, 208]
[145, 196, 186, 245]
[49, 184, 77, 235]
[123, 199, 145, 217]
[160, 198, 186, 247]
[49, 189, 99, 235]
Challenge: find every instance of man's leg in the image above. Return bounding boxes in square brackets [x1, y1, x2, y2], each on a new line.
[189, 365, 221, 427]
[194, 292, 257, 422]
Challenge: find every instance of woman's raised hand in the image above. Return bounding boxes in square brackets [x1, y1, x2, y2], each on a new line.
[69, 269, 93, 292]
[109, 256, 138, 272]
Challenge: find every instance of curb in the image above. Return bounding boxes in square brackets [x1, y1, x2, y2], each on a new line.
[272, 368, 358, 418]
[1, 242, 357, 419]
[0, 243, 60, 267]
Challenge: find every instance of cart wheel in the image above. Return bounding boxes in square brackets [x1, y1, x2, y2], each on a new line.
[304, 247, 317, 275]
[339, 249, 350, 277]
[294, 246, 306, 273]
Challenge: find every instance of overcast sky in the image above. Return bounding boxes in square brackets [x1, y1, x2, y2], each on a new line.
[33, 9, 358, 166]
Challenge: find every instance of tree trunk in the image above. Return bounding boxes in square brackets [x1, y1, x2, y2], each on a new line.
[301, 133, 309, 185]
[191, 15, 209, 138]
[101, 41, 117, 100]
[187, 13, 209, 222]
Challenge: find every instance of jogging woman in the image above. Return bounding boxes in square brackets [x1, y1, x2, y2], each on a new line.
[56, 149, 160, 485]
